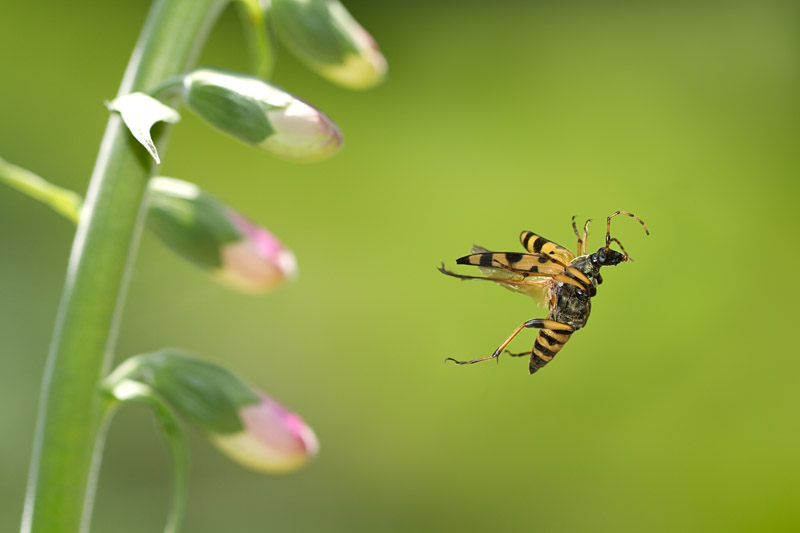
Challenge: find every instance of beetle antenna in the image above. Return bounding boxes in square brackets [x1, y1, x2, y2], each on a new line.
[605, 211, 649, 253]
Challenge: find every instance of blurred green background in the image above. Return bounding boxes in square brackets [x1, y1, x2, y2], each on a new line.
[1, 0, 798, 531]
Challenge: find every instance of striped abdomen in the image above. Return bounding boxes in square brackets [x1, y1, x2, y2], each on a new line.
[529, 327, 572, 374]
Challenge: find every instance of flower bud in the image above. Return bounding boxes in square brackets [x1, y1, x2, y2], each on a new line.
[181, 68, 342, 162]
[271, 0, 387, 90]
[129, 350, 318, 473]
[147, 177, 297, 292]
[212, 393, 320, 473]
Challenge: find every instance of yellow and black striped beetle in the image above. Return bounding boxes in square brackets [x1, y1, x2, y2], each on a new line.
[439, 211, 649, 374]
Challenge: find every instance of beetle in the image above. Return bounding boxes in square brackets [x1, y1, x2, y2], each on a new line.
[438, 211, 649, 374]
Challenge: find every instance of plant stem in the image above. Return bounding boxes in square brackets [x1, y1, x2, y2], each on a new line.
[0, 156, 83, 224]
[21, 1, 228, 532]
[101, 377, 188, 533]
[237, 0, 276, 79]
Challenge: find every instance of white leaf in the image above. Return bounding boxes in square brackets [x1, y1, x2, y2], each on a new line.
[107, 92, 180, 164]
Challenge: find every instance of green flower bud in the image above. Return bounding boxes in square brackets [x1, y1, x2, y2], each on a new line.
[147, 177, 298, 292]
[127, 350, 319, 472]
[136, 350, 259, 434]
[181, 68, 342, 162]
[271, 0, 387, 90]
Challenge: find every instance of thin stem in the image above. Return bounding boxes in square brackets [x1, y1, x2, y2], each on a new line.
[149, 75, 187, 100]
[102, 378, 188, 533]
[0, 156, 82, 224]
[161, 404, 189, 533]
[237, 0, 276, 79]
[21, 0, 229, 532]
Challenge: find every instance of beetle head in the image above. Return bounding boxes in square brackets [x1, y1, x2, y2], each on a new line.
[592, 247, 627, 267]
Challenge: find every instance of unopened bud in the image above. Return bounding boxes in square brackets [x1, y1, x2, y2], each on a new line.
[271, 0, 387, 90]
[217, 210, 298, 291]
[147, 177, 297, 292]
[212, 393, 320, 473]
[182, 68, 342, 162]
[129, 350, 318, 473]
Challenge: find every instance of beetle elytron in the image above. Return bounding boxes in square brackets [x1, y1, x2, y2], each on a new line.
[438, 211, 649, 374]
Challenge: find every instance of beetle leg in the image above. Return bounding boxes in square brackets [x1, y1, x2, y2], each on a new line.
[581, 219, 591, 255]
[445, 319, 574, 366]
[571, 216, 583, 255]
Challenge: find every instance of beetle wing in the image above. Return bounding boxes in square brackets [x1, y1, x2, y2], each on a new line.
[520, 231, 576, 265]
[457, 247, 568, 276]
[466, 245, 553, 303]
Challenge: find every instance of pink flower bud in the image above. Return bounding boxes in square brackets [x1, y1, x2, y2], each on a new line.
[147, 177, 298, 294]
[212, 393, 319, 473]
[261, 98, 343, 162]
[216, 211, 298, 292]
[181, 68, 343, 161]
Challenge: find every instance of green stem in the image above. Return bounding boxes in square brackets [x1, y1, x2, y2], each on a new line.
[21, 0, 229, 532]
[156, 400, 188, 533]
[0, 156, 82, 224]
[237, 0, 276, 79]
[149, 75, 189, 100]
[102, 377, 188, 533]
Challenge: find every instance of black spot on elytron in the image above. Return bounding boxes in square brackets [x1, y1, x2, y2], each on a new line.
[505, 252, 523, 264]
[478, 254, 494, 267]
[538, 256, 549, 264]
[532, 237, 545, 253]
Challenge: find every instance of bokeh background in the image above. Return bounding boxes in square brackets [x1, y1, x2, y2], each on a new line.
[1, 0, 798, 531]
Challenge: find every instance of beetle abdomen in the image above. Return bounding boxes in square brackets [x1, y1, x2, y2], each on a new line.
[529, 328, 573, 374]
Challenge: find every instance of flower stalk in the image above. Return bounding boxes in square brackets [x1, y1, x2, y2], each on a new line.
[21, 0, 228, 531]
[102, 378, 188, 533]
[15, 0, 384, 529]
[0, 156, 82, 223]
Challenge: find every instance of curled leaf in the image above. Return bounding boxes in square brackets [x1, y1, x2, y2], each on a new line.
[107, 92, 181, 164]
